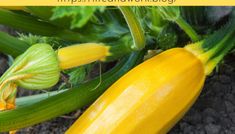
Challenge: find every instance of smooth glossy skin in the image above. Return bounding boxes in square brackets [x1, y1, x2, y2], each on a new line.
[58, 43, 110, 69]
[66, 48, 206, 134]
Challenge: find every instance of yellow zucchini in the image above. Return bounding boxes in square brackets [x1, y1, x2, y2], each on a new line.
[66, 48, 206, 134]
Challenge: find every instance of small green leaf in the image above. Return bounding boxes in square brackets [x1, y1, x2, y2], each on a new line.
[18, 34, 62, 48]
[157, 24, 178, 50]
[157, 6, 180, 22]
[51, 6, 106, 29]
[68, 67, 86, 87]
[63, 63, 94, 88]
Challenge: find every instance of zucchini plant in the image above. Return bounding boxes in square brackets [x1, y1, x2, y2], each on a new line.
[67, 10, 235, 134]
[0, 6, 234, 133]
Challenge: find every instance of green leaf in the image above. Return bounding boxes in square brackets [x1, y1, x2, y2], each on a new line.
[51, 6, 106, 29]
[62, 63, 94, 88]
[157, 24, 178, 50]
[206, 7, 233, 25]
[18, 34, 62, 47]
[158, 6, 200, 42]
[180, 7, 208, 28]
[157, 6, 180, 22]
[68, 67, 86, 87]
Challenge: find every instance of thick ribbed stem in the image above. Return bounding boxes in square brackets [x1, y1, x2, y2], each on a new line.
[0, 32, 29, 57]
[119, 6, 146, 50]
[176, 17, 200, 42]
[186, 12, 235, 75]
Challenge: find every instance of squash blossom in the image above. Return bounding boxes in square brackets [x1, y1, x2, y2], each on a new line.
[0, 42, 114, 111]
[0, 44, 60, 110]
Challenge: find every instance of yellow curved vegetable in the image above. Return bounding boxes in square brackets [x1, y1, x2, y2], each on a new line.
[58, 43, 110, 69]
[66, 48, 206, 134]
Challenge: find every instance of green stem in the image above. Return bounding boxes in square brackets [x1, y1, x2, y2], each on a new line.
[16, 90, 66, 107]
[176, 16, 200, 42]
[26, 6, 71, 29]
[0, 32, 29, 57]
[0, 51, 144, 132]
[0, 29, 134, 64]
[26, 6, 53, 19]
[0, 9, 87, 42]
[204, 11, 235, 59]
[203, 34, 235, 74]
[118, 6, 146, 50]
[105, 35, 133, 61]
[151, 25, 162, 34]
[187, 11, 235, 75]
[152, 7, 164, 27]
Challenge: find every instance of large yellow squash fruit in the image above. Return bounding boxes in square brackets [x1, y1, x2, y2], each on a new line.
[67, 48, 206, 134]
